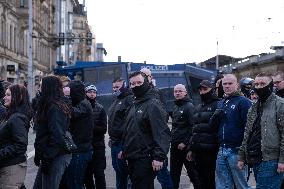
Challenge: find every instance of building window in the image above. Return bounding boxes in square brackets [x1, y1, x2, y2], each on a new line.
[14, 27, 17, 53]
[10, 25, 13, 50]
[20, 0, 25, 7]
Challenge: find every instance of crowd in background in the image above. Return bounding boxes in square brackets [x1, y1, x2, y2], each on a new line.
[0, 69, 283, 189]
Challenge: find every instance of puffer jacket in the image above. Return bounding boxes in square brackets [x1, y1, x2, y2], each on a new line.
[190, 96, 219, 152]
[239, 93, 284, 163]
[122, 89, 170, 161]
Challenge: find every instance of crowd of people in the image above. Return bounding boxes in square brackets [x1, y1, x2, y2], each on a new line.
[0, 69, 283, 189]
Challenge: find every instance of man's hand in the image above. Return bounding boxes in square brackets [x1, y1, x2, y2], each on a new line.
[177, 143, 186, 150]
[108, 140, 112, 148]
[277, 163, 284, 173]
[118, 151, 123, 159]
[186, 151, 193, 161]
[237, 161, 244, 170]
[152, 160, 164, 171]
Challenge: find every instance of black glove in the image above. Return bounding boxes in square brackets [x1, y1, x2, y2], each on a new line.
[213, 109, 224, 119]
[34, 154, 41, 167]
[41, 160, 52, 175]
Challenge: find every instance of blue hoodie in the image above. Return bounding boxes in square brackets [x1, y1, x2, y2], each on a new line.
[217, 94, 252, 148]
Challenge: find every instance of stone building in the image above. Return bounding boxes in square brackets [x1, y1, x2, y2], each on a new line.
[0, 0, 57, 83]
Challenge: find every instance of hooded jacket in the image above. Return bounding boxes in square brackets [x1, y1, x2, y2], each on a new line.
[122, 89, 170, 161]
[0, 107, 31, 168]
[108, 88, 133, 143]
[171, 96, 194, 146]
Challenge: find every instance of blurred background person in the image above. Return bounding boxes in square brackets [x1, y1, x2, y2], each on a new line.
[0, 84, 32, 189]
[240, 77, 254, 98]
[272, 71, 284, 98]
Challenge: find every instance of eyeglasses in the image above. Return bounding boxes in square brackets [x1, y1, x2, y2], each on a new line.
[273, 80, 283, 85]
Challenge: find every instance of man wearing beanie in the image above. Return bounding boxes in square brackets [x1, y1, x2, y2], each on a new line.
[121, 71, 170, 189]
[84, 84, 107, 189]
[238, 73, 284, 189]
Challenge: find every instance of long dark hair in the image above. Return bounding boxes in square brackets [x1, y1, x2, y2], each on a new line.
[5, 84, 32, 120]
[37, 75, 71, 122]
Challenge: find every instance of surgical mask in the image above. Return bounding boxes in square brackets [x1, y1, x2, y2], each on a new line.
[255, 81, 273, 102]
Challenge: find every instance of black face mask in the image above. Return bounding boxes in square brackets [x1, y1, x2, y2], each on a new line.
[132, 81, 150, 97]
[200, 89, 213, 103]
[255, 81, 273, 102]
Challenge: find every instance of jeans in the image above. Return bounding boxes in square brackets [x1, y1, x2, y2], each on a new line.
[111, 143, 129, 189]
[0, 162, 27, 189]
[216, 147, 251, 189]
[157, 159, 173, 189]
[33, 154, 71, 189]
[253, 160, 283, 189]
[61, 150, 93, 189]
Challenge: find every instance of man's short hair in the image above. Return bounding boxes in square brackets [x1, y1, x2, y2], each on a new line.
[112, 78, 125, 83]
[129, 71, 147, 80]
[256, 72, 272, 80]
[273, 71, 284, 80]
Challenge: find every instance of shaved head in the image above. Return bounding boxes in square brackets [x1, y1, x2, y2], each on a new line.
[223, 74, 238, 83]
[222, 74, 238, 95]
[174, 84, 187, 91]
[140, 68, 152, 76]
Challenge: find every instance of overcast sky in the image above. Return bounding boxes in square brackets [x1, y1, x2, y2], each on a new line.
[84, 0, 284, 65]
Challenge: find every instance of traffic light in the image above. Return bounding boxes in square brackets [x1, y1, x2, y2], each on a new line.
[59, 32, 65, 45]
[86, 32, 92, 46]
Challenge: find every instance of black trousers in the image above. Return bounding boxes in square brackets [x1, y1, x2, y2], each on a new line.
[194, 150, 217, 189]
[170, 146, 202, 189]
[84, 146, 106, 189]
[127, 157, 155, 189]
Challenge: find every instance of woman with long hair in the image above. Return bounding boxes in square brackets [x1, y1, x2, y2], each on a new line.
[33, 75, 72, 189]
[0, 84, 32, 188]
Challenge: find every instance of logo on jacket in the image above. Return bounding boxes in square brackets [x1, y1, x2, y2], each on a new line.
[207, 107, 212, 111]
[137, 110, 142, 114]
[231, 105, 236, 109]
[180, 110, 183, 114]
[119, 102, 122, 105]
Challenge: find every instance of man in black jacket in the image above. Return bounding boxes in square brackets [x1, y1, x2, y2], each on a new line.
[187, 80, 219, 189]
[122, 71, 170, 189]
[61, 80, 94, 189]
[170, 84, 201, 189]
[108, 78, 133, 189]
[84, 84, 107, 189]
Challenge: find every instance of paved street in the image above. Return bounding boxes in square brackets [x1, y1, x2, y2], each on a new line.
[24, 127, 255, 189]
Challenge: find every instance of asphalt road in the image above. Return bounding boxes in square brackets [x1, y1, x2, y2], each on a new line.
[24, 127, 255, 189]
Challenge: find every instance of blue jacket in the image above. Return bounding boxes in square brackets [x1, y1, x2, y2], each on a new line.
[217, 94, 252, 148]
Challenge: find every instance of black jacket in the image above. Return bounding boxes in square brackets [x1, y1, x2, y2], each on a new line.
[34, 104, 69, 161]
[87, 98, 107, 147]
[189, 96, 219, 152]
[0, 111, 30, 168]
[276, 88, 284, 98]
[122, 89, 170, 161]
[71, 99, 94, 152]
[150, 84, 166, 108]
[171, 97, 194, 146]
[108, 89, 133, 143]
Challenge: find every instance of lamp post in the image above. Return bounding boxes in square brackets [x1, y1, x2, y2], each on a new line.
[28, 0, 33, 99]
